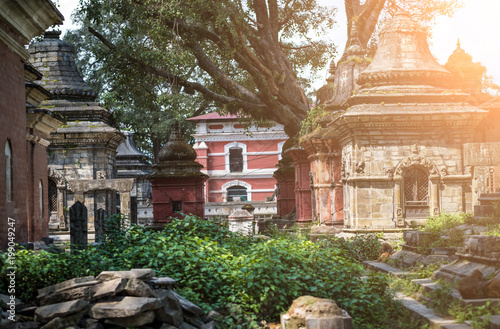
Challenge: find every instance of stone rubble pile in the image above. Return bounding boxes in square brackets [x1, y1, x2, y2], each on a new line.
[9, 269, 220, 329]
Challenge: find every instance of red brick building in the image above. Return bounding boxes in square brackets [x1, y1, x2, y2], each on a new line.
[188, 113, 287, 219]
[0, 1, 63, 249]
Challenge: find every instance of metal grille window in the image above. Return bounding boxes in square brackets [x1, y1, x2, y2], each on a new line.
[404, 168, 429, 205]
[48, 179, 58, 212]
[404, 167, 429, 218]
[227, 186, 247, 201]
[229, 147, 243, 172]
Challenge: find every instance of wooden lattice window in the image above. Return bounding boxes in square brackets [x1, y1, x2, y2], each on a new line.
[48, 178, 58, 212]
[404, 167, 429, 206]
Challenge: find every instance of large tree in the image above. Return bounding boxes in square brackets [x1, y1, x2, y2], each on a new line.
[73, 0, 460, 138]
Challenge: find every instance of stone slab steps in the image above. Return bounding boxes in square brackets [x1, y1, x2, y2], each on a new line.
[413, 278, 500, 308]
[364, 261, 473, 328]
[363, 260, 416, 277]
[395, 292, 472, 329]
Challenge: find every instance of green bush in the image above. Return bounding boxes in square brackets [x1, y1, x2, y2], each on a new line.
[0, 215, 395, 328]
[416, 212, 468, 251]
[316, 233, 382, 262]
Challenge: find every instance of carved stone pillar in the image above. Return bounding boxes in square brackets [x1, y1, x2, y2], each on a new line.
[393, 180, 403, 227]
[120, 191, 131, 226]
[287, 148, 313, 223]
[303, 139, 332, 224]
[329, 142, 344, 226]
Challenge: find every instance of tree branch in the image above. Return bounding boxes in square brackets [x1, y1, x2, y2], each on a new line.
[88, 27, 267, 113]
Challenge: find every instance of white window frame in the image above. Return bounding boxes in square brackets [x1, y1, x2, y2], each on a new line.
[221, 180, 252, 201]
[224, 142, 248, 173]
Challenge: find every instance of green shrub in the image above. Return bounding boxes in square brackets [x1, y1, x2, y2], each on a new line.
[1, 215, 396, 328]
[317, 233, 382, 262]
[417, 212, 468, 251]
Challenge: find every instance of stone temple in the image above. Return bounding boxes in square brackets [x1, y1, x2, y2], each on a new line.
[29, 31, 133, 241]
[302, 12, 489, 229]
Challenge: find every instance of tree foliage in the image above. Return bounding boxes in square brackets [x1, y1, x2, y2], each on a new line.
[64, 28, 209, 161]
[71, 0, 460, 139]
[72, 0, 337, 137]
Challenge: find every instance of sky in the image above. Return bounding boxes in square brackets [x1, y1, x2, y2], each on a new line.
[56, 0, 500, 90]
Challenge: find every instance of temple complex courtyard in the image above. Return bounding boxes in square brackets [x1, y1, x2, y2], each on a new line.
[3, 0, 500, 328]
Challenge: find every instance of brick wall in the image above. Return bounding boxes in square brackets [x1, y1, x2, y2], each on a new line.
[0, 41, 28, 249]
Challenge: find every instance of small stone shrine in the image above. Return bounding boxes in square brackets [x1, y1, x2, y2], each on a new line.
[29, 31, 132, 236]
[305, 12, 488, 228]
[151, 122, 208, 223]
[115, 131, 154, 225]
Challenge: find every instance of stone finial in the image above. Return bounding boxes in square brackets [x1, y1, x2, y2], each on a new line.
[44, 30, 62, 39]
[445, 39, 486, 94]
[157, 121, 197, 163]
[326, 59, 336, 84]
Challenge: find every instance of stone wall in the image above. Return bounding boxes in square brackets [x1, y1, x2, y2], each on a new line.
[464, 235, 500, 259]
[342, 130, 474, 229]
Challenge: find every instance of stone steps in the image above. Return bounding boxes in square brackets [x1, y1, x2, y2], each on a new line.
[413, 278, 500, 308]
[363, 260, 416, 278]
[395, 292, 471, 329]
[364, 260, 473, 328]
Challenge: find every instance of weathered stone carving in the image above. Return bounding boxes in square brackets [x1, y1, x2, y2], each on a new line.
[48, 167, 66, 186]
[394, 153, 439, 177]
[396, 207, 404, 227]
[94, 208, 107, 242]
[69, 201, 87, 251]
[355, 161, 365, 174]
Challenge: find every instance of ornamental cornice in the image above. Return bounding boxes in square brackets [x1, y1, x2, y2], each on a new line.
[48, 137, 124, 149]
[193, 134, 288, 142]
[357, 70, 454, 88]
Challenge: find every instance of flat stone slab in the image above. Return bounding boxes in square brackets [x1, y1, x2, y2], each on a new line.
[39, 285, 95, 306]
[412, 279, 500, 307]
[125, 278, 153, 297]
[37, 276, 96, 298]
[96, 269, 155, 282]
[395, 292, 466, 329]
[147, 277, 176, 289]
[171, 291, 203, 316]
[105, 310, 156, 327]
[35, 299, 89, 323]
[89, 297, 162, 319]
[40, 314, 82, 329]
[440, 325, 474, 329]
[487, 315, 500, 329]
[363, 260, 416, 278]
[92, 278, 127, 299]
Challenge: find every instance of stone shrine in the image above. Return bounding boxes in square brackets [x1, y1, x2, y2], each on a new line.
[306, 12, 487, 228]
[115, 131, 154, 225]
[29, 31, 131, 234]
[151, 122, 208, 223]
